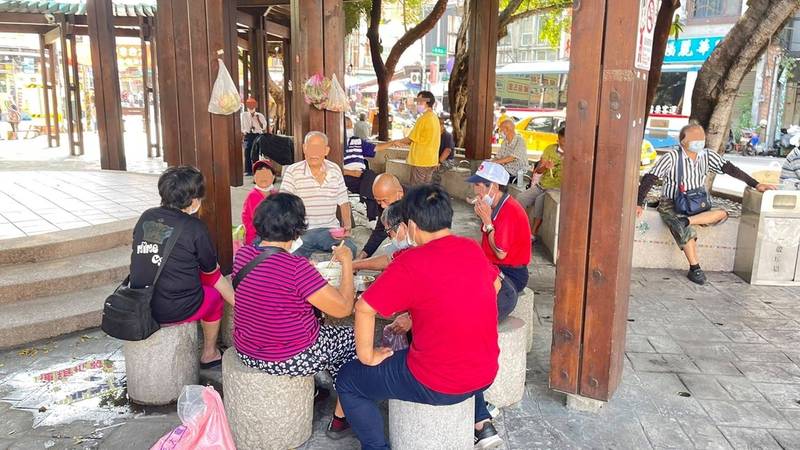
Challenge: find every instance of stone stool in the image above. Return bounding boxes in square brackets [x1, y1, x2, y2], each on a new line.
[222, 349, 314, 450]
[484, 317, 527, 408]
[509, 288, 535, 352]
[389, 397, 474, 450]
[124, 322, 200, 405]
[220, 302, 234, 348]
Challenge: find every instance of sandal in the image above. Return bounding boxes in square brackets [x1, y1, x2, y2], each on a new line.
[200, 348, 223, 369]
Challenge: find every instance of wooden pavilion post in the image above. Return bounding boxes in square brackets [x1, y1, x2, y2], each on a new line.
[155, 0, 237, 272]
[46, 40, 60, 147]
[463, 0, 497, 161]
[58, 16, 83, 156]
[38, 34, 56, 148]
[289, 0, 344, 165]
[87, 0, 126, 170]
[149, 21, 162, 158]
[140, 17, 161, 158]
[282, 38, 292, 136]
[252, 21, 267, 115]
[549, 0, 651, 403]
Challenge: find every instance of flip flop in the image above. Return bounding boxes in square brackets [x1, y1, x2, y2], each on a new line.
[200, 348, 223, 369]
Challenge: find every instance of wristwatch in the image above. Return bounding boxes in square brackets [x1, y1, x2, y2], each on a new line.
[482, 223, 495, 233]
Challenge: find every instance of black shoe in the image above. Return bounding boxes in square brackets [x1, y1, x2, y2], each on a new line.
[474, 422, 503, 450]
[687, 267, 707, 285]
[325, 415, 353, 440]
[314, 386, 330, 404]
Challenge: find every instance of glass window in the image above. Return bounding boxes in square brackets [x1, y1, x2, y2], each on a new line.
[521, 33, 534, 47]
[527, 117, 554, 133]
[691, 0, 740, 18]
[652, 72, 687, 111]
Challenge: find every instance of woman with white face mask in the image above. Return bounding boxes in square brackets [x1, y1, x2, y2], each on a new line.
[129, 166, 236, 370]
[231, 192, 358, 439]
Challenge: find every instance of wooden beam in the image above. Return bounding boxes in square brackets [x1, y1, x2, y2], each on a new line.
[87, 0, 126, 170]
[264, 19, 288, 39]
[43, 26, 60, 44]
[464, 0, 498, 161]
[549, 0, 648, 402]
[238, 36, 250, 49]
[0, 12, 51, 24]
[0, 24, 54, 34]
[237, 0, 290, 7]
[236, 10, 256, 28]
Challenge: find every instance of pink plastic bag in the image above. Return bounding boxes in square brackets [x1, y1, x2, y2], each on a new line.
[150, 385, 236, 450]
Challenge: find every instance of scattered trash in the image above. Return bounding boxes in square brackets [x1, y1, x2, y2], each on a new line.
[44, 440, 55, 448]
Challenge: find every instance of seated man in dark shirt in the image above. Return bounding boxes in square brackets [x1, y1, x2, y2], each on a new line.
[356, 173, 406, 260]
[432, 115, 456, 185]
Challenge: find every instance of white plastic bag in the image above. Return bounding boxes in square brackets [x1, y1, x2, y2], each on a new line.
[324, 74, 348, 112]
[208, 58, 241, 115]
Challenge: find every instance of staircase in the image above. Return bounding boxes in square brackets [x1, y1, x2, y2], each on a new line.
[0, 220, 136, 349]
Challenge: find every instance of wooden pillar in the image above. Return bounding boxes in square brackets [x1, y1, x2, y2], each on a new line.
[464, 0, 498, 161]
[47, 42, 60, 147]
[38, 35, 56, 148]
[282, 38, 292, 136]
[140, 17, 156, 158]
[290, 0, 344, 165]
[87, 0, 126, 170]
[155, 0, 236, 273]
[242, 49, 251, 99]
[59, 17, 81, 156]
[549, 0, 650, 401]
[252, 22, 267, 116]
[69, 32, 84, 155]
[226, 0, 243, 187]
[149, 23, 162, 158]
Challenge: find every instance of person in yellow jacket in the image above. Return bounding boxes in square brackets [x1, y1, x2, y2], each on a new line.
[377, 91, 441, 185]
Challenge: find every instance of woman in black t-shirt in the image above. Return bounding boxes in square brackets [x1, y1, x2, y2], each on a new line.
[130, 166, 235, 369]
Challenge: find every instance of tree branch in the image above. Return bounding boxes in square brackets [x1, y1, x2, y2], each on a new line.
[385, 0, 449, 73]
[498, 0, 571, 39]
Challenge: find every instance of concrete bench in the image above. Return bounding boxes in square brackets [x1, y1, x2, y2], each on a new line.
[389, 397, 474, 450]
[220, 302, 234, 348]
[484, 317, 526, 408]
[509, 288, 535, 353]
[222, 348, 314, 450]
[124, 322, 200, 405]
[634, 209, 739, 272]
[539, 190, 561, 263]
[385, 158, 474, 200]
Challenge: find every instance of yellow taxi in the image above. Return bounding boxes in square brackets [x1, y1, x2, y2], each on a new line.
[513, 111, 658, 172]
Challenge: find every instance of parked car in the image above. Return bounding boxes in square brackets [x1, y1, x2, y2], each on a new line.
[511, 110, 659, 172]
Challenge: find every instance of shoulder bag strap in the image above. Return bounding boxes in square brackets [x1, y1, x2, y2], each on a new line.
[676, 147, 685, 192]
[148, 219, 186, 291]
[233, 246, 285, 289]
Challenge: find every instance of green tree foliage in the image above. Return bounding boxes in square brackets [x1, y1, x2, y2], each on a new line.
[345, 0, 429, 36]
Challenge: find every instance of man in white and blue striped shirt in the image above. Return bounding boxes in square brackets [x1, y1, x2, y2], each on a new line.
[636, 124, 775, 285]
[780, 147, 800, 185]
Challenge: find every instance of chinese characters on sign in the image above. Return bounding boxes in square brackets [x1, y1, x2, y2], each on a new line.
[663, 37, 723, 63]
[634, 0, 658, 70]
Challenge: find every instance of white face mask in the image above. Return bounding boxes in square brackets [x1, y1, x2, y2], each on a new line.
[254, 184, 273, 193]
[483, 185, 495, 207]
[289, 237, 304, 254]
[687, 141, 705, 153]
[416, 105, 426, 114]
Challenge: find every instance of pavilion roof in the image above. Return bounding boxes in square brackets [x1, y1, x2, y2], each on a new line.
[0, 0, 156, 17]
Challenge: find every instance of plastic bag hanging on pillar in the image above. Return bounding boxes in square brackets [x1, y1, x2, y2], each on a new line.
[208, 58, 242, 115]
[324, 74, 348, 112]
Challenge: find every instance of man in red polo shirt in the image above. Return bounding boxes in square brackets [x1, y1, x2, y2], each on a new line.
[468, 161, 532, 318]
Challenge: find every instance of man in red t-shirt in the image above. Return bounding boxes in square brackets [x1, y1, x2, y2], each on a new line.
[336, 185, 505, 450]
[469, 161, 532, 294]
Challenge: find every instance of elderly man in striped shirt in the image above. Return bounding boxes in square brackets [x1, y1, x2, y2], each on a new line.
[636, 124, 775, 285]
[280, 131, 358, 259]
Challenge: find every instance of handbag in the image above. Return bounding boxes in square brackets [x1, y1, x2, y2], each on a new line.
[674, 147, 711, 216]
[232, 246, 285, 289]
[101, 220, 185, 341]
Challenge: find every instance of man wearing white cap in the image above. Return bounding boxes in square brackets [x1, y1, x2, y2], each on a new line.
[467, 161, 532, 318]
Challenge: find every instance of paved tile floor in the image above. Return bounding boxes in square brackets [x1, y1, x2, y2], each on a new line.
[0, 172, 160, 240]
[2, 252, 800, 449]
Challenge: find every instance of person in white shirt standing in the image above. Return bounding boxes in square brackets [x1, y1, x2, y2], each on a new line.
[280, 131, 358, 259]
[241, 97, 267, 176]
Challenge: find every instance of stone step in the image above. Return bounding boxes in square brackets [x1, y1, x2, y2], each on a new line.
[0, 246, 129, 304]
[0, 218, 136, 266]
[0, 283, 118, 349]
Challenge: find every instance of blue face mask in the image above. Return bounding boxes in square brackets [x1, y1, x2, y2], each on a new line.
[687, 141, 705, 153]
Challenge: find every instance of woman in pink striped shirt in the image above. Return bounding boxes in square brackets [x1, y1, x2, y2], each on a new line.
[232, 193, 358, 439]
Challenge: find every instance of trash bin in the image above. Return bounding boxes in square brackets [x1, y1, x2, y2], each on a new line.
[734, 188, 800, 286]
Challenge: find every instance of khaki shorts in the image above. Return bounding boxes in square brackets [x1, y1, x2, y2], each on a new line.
[657, 199, 728, 249]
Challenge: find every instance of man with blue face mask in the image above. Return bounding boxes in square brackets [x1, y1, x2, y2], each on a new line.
[637, 123, 776, 285]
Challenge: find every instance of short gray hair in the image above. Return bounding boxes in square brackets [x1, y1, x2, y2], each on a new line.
[304, 131, 329, 145]
[679, 123, 704, 142]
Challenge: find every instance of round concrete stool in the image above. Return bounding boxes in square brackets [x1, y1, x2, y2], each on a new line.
[484, 317, 527, 408]
[124, 322, 200, 405]
[509, 288, 535, 352]
[220, 302, 234, 348]
[222, 348, 314, 450]
[389, 396, 474, 450]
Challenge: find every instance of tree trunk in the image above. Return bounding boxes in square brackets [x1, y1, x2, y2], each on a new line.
[644, 0, 681, 125]
[690, 0, 799, 154]
[448, 0, 472, 146]
[368, 0, 449, 141]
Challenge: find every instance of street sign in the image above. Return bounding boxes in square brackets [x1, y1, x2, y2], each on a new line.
[663, 36, 723, 63]
[634, 0, 657, 70]
[431, 46, 447, 56]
